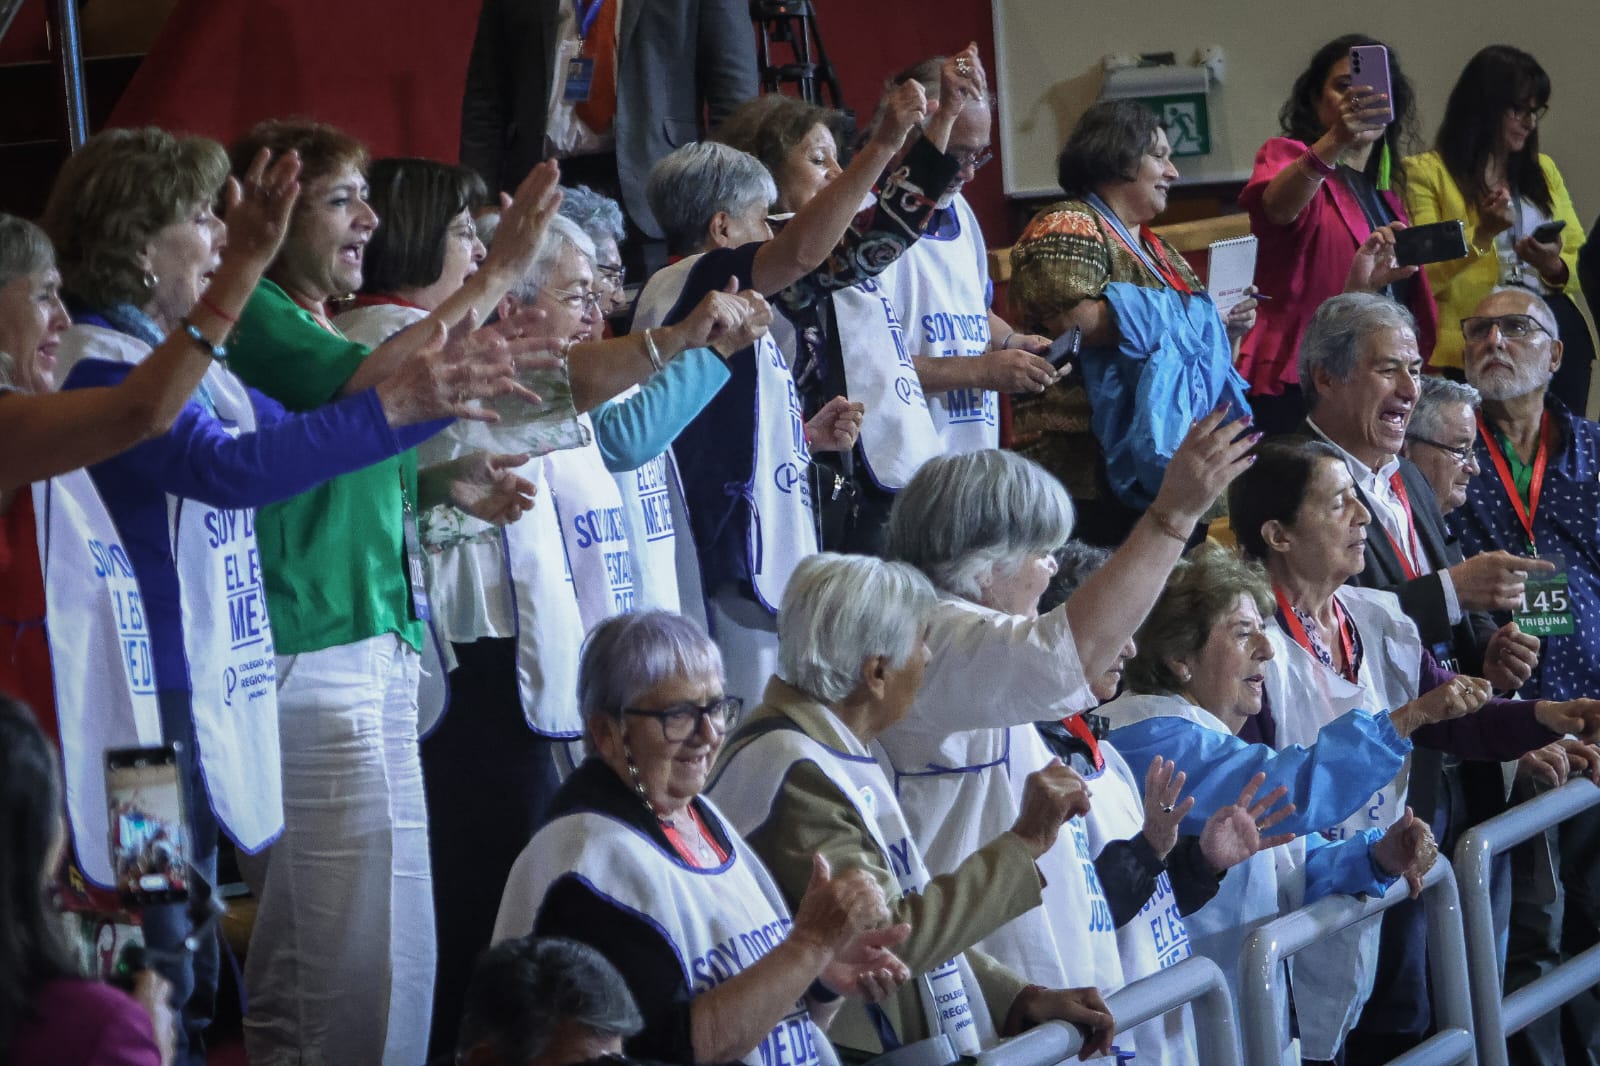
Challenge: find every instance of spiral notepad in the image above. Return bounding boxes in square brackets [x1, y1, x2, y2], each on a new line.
[1207, 235, 1258, 314]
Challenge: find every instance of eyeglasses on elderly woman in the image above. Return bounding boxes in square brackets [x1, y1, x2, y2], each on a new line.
[623, 697, 743, 741]
[544, 285, 607, 314]
[1461, 313, 1550, 342]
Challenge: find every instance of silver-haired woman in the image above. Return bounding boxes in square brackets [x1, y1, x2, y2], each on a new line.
[494, 610, 912, 1066]
[873, 409, 1254, 1008]
[711, 553, 1117, 1059]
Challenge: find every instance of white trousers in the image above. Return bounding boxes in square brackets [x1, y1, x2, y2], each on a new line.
[239, 634, 435, 1066]
[707, 585, 780, 707]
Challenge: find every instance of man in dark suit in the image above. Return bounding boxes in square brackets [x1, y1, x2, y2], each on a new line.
[459, 0, 757, 272]
[1292, 291, 1551, 1062]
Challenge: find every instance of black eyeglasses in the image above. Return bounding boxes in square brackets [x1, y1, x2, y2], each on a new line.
[1461, 313, 1551, 343]
[1405, 435, 1476, 467]
[623, 697, 743, 742]
[1508, 103, 1550, 124]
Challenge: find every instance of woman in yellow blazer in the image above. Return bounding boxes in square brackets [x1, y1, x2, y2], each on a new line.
[1404, 45, 1591, 409]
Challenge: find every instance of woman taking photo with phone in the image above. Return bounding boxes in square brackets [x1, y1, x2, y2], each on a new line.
[1238, 34, 1437, 434]
[1405, 44, 1592, 408]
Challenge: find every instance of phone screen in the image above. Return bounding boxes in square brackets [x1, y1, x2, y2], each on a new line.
[105, 745, 190, 905]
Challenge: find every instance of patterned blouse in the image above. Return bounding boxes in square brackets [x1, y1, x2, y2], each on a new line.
[1008, 199, 1201, 504]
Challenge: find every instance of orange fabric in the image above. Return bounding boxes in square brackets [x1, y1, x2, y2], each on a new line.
[573, 0, 618, 134]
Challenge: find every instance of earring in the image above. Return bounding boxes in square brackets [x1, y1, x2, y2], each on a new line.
[622, 737, 662, 822]
[142, 270, 159, 295]
[1177, 667, 1193, 684]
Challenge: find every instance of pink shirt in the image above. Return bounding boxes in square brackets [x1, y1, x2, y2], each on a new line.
[9, 979, 161, 1066]
[1237, 136, 1439, 395]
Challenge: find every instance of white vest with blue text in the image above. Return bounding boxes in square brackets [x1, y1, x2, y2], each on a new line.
[710, 714, 991, 1054]
[1082, 740, 1197, 1066]
[747, 328, 818, 612]
[494, 797, 838, 1066]
[1264, 585, 1420, 1059]
[834, 262, 945, 490]
[888, 194, 996, 454]
[547, 414, 636, 629]
[58, 325, 283, 852]
[36, 468, 164, 887]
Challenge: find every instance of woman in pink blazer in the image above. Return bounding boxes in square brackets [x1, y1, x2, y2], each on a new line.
[1238, 34, 1439, 434]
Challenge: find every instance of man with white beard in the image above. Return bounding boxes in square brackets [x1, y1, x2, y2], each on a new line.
[1451, 286, 1600, 1065]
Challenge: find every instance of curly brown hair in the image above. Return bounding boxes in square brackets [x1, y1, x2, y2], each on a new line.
[1125, 543, 1273, 696]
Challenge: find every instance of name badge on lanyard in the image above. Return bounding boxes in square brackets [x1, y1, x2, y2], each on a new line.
[400, 475, 431, 624]
[1517, 551, 1574, 636]
[562, 0, 605, 102]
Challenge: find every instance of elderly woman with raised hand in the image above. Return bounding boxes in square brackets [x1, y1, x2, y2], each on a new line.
[872, 409, 1253, 1016]
[1009, 100, 1255, 547]
[1099, 546, 1440, 1061]
[711, 54, 976, 551]
[0, 158, 298, 493]
[384, 209, 766, 1056]
[1238, 34, 1437, 435]
[38, 126, 531, 1066]
[1406, 45, 1592, 407]
[1226, 437, 1600, 1060]
[214, 118, 569, 1066]
[634, 79, 955, 699]
[494, 610, 913, 1066]
[1035, 544, 1311, 1066]
[710, 553, 1119, 1060]
[560, 184, 630, 320]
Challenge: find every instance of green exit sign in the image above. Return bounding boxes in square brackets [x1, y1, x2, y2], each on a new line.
[1141, 93, 1210, 157]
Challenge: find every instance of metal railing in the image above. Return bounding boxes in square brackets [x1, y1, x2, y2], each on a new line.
[974, 955, 1241, 1066]
[1454, 778, 1600, 1066]
[1239, 859, 1475, 1065]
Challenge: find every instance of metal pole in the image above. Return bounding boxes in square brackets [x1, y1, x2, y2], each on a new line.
[1454, 779, 1600, 1066]
[53, 0, 89, 151]
[1239, 861, 1474, 1066]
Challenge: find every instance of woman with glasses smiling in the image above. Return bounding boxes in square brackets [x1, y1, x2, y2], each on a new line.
[1406, 44, 1592, 405]
[495, 610, 913, 1066]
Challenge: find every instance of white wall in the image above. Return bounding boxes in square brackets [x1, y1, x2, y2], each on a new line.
[991, 0, 1600, 227]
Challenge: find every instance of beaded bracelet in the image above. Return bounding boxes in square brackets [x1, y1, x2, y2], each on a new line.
[1299, 148, 1337, 179]
[179, 317, 228, 361]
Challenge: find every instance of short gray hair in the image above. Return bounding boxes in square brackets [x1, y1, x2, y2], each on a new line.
[1298, 292, 1418, 409]
[1410, 376, 1482, 442]
[777, 553, 937, 704]
[0, 214, 57, 391]
[507, 213, 596, 304]
[646, 142, 777, 256]
[1486, 285, 1561, 339]
[885, 449, 1075, 601]
[578, 611, 723, 729]
[457, 936, 642, 1064]
[559, 185, 627, 249]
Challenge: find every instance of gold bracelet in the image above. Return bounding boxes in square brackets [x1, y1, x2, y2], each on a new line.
[1144, 507, 1192, 543]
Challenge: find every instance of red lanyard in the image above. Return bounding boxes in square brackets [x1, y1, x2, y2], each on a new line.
[1103, 221, 1193, 294]
[1477, 412, 1554, 554]
[1382, 471, 1424, 580]
[1275, 587, 1358, 683]
[1062, 713, 1104, 772]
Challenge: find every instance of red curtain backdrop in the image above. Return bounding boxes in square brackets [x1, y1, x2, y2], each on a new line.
[96, 0, 1009, 244]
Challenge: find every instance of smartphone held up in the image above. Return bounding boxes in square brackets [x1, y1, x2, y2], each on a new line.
[105, 744, 191, 905]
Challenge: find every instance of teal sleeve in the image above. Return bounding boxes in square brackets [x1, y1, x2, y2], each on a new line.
[1303, 828, 1396, 903]
[591, 347, 732, 472]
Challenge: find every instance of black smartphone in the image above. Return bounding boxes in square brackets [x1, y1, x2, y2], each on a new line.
[105, 744, 190, 905]
[1046, 326, 1081, 371]
[1393, 220, 1470, 267]
[1530, 219, 1567, 245]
